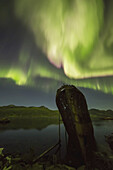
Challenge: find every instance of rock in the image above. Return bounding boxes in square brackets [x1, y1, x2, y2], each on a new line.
[105, 134, 113, 151]
[93, 152, 113, 170]
[0, 118, 10, 124]
[56, 85, 97, 167]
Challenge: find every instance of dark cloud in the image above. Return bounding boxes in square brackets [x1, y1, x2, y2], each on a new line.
[0, 78, 113, 110]
[0, 78, 57, 109]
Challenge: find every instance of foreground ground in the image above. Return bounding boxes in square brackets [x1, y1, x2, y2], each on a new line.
[0, 105, 113, 169]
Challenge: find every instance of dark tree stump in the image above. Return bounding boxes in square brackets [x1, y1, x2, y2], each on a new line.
[56, 85, 97, 167]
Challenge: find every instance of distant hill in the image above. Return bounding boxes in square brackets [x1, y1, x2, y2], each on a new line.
[89, 109, 113, 120]
[0, 105, 113, 120]
[0, 105, 59, 118]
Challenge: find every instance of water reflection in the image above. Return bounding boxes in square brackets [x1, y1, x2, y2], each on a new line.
[0, 120, 113, 157]
[93, 120, 113, 146]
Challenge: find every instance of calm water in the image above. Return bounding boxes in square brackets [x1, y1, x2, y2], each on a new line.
[0, 119, 113, 156]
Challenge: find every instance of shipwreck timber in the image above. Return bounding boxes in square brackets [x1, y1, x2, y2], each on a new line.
[56, 85, 97, 167]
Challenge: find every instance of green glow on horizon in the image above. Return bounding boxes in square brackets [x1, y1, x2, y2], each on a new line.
[6, 69, 27, 85]
[1, 64, 113, 95]
[0, 68, 27, 85]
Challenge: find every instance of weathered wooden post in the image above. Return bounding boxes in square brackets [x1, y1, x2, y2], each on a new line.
[56, 85, 97, 167]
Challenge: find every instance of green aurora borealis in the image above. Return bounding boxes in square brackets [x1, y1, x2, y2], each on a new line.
[0, 0, 113, 97]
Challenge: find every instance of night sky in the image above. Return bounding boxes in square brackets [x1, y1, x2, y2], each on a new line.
[0, 0, 113, 110]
